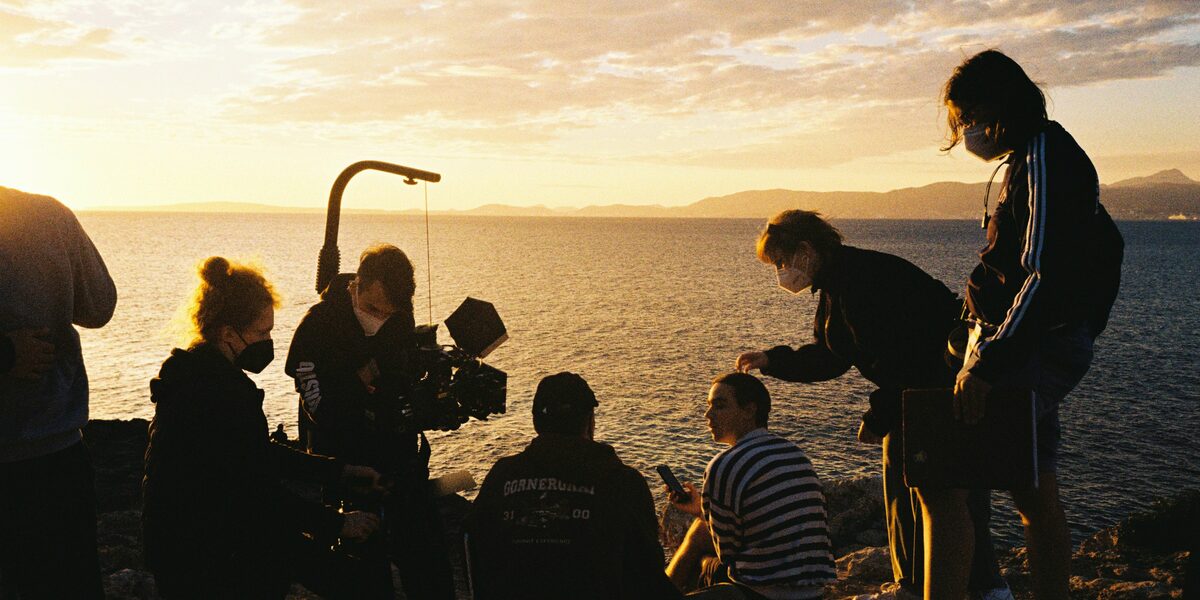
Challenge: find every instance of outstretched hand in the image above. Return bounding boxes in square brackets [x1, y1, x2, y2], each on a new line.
[735, 351, 768, 373]
[666, 481, 703, 517]
[5, 328, 54, 380]
[953, 372, 992, 425]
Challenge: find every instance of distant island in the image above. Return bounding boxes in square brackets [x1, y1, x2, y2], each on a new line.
[86, 168, 1200, 221]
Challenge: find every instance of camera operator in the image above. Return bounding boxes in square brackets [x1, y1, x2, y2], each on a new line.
[285, 243, 455, 599]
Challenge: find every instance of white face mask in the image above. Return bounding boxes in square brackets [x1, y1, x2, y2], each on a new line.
[351, 288, 388, 336]
[963, 124, 1010, 162]
[776, 255, 812, 294]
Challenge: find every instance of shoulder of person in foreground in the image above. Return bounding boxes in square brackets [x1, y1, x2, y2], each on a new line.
[0, 188, 117, 328]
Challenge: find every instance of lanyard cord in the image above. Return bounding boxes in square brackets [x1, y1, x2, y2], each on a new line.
[981, 159, 1008, 230]
[424, 181, 433, 327]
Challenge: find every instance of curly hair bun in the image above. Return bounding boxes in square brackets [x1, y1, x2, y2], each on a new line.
[199, 256, 232, 285]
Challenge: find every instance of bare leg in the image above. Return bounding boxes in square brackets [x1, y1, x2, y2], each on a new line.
[667, 517, 715, 593]
[1011, 472, 1070, 600]
[915, 487, 973, 600]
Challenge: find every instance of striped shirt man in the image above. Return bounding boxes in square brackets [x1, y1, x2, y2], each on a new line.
[701, 428, 836, 599]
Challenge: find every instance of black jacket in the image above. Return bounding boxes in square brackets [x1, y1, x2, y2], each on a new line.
[966, 121, 1123, 381]
[142, 343, 344, 584]
[465, 434, 682, 600]
[0, 335, 12, 374]
[284, 274, 419, 473]
[762, 245, 961, 436]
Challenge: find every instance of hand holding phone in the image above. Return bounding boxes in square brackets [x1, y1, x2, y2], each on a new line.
[656, 465, 686, 496]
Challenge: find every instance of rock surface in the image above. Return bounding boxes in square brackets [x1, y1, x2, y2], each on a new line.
[59, 420, 1199, 598]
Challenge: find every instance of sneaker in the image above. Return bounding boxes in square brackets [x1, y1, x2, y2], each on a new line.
[971, 586, 1015, 600]
[854, 582, 921, 600]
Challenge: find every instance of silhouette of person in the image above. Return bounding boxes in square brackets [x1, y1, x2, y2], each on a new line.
[0, 186, 117, 599]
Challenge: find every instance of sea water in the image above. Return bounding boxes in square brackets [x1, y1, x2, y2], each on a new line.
[75, 213, 1200, 544]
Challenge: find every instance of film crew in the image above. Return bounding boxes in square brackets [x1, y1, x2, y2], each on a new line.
[0, 187, 116, 598]
[285, 243, 455, 599]
[666, 372, 836, 599]
[464, 372, 681, 600]
[734, 210, 1011, 599]
[934, 50, 1123, 600]
[142, 257, 383, 599]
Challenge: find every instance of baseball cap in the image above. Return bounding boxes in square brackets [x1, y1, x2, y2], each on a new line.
[532, 372, 598, 417]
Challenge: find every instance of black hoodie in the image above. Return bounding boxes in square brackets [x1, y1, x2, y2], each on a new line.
[284, 273, 420, 473]
[142, 343, 344, 585]
[465, 434, 683, 600]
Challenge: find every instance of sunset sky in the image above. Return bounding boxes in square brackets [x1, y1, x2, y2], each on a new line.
[2, 1, 1198, 211]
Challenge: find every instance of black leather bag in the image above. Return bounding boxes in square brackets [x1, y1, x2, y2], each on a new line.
[902, 387, 1037, 490]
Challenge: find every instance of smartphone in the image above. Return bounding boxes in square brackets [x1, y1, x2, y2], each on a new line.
[655, 465, 686, 496]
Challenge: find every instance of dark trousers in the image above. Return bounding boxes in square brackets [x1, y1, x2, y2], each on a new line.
[0, 441, 104, 599]
[329, 476, 456, 600]
[883, 428, 1006, 593]
[154, 532, 377, 600]
[388, 483, 456, 600]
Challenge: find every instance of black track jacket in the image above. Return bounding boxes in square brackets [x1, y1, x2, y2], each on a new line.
[966, 121, 1123, 381]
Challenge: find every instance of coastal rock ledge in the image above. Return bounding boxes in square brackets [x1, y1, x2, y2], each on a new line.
[55, 420, 1199, 598]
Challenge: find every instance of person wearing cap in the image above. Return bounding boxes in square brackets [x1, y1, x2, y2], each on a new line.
[465, 372, 682, 600]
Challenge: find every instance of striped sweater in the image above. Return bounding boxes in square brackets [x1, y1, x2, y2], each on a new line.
[701, 428, 836, 599]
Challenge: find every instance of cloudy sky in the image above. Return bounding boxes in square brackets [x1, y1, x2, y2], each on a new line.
[2, 0, 1198, 210]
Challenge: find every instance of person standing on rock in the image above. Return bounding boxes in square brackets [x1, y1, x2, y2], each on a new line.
[930, 49, 1123, 600]
[0, 186, 117, 599]
[734, 209, 1012, 600]
[142, 256, 384, 598]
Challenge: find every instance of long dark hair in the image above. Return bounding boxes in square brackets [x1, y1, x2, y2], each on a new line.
[942, 49, 1047, 152]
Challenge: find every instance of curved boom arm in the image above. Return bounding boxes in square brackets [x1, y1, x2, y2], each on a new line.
[316, 160, 441, 293]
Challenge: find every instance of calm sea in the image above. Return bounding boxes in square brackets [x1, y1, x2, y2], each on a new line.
[76, 213, 1200, 545]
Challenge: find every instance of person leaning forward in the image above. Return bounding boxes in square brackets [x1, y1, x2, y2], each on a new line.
[465, 372, 683, 600]
[735, 210, 1011, 600]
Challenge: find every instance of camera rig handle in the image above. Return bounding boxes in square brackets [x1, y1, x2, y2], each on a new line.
[316, 160, 442, 293]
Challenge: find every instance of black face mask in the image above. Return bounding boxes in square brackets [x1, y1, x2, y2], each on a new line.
[232, 331, 274, 374]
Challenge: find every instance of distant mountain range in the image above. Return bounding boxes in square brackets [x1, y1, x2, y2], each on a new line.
[87, 169, 1199, 220]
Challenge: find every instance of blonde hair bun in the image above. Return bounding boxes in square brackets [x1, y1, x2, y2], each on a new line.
[200, 256, 232, 285]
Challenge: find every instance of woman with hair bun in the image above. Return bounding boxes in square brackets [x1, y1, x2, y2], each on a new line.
[734, 210, 1011, 600]
[142, 257, 384, 599]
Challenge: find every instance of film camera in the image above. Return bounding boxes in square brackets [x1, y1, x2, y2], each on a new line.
[366, 297, 508, 433]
